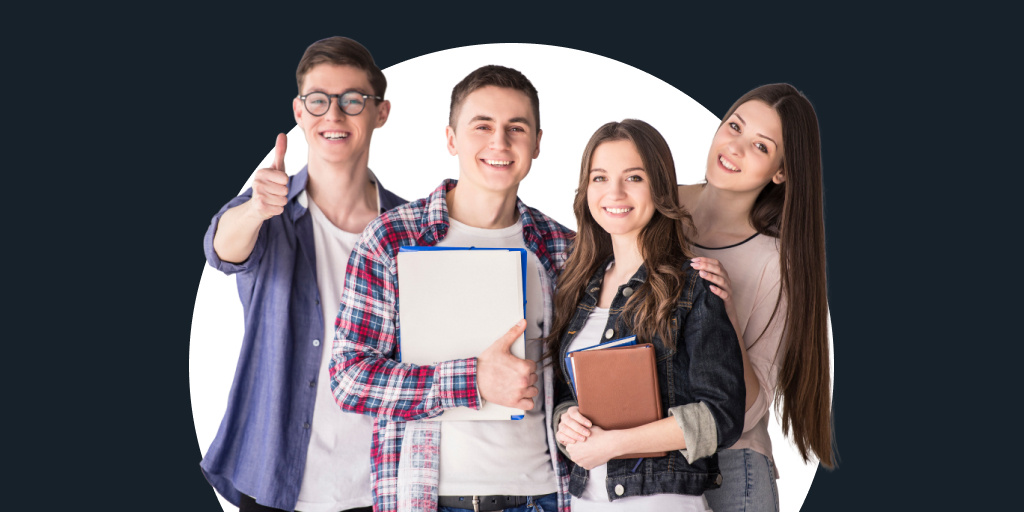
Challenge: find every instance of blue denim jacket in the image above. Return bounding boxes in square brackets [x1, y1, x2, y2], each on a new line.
[555, 259, 745, 499]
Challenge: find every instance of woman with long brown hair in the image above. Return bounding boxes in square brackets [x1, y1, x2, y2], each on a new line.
[680, 83, 835, 511]
[550, 119, 745, 511]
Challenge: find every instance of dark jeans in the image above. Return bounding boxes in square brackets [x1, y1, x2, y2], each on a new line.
[238, 493, 372, 512]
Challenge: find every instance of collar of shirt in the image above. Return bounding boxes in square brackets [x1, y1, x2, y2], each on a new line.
[414, 179, 560, 277]
[292, 167, 386, 220]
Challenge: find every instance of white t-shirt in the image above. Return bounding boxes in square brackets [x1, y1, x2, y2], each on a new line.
[565, 307, 710, 512]
[436, 218, 558, 496]
[294, 193, 375, 512]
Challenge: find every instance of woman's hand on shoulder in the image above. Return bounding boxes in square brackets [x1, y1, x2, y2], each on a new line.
[691, 257, 739, 333]
[556, 406, 592, 446]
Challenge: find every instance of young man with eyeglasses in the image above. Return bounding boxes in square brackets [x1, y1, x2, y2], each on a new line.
[330, 65, 574, 512]
[200, 36, 405, 512]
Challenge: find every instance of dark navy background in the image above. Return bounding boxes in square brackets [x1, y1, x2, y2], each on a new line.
[20, 6, 1009, 510]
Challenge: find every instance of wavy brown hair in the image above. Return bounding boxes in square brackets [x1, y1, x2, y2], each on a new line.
[545, 119, 693, 363]
[721, 84, 835, 468]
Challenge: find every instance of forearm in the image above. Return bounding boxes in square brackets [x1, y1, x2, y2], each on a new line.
[606, 417, 688, 456]
[212, 200, 265, 264]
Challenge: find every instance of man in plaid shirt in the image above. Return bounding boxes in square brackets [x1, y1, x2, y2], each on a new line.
[329, 65, 574, 512]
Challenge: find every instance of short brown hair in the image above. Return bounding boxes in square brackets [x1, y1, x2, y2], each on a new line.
[295, 37, 386, 101]
[449, 65, 540, 131]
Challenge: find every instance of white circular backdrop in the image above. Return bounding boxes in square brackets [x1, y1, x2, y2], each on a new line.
[189, 43, 831, 512]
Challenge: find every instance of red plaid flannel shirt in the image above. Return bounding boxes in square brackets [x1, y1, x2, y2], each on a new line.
[329, 180, 574, 512]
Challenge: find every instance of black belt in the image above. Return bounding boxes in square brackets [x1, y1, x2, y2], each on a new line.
[437, 494, 543, 511]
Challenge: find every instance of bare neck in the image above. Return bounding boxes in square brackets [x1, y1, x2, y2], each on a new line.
[608, 233, 644, 284]
[446, 182, 520, 229]
[305, 158, 378, 234]
[686, 184, 759, 247]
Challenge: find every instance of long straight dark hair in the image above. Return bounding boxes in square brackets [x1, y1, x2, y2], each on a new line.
[723, 84, 835, 468]
[544, 119, 693, 360]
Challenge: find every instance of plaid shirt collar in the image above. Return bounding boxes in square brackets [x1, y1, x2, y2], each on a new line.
[415, 179, 557, 269]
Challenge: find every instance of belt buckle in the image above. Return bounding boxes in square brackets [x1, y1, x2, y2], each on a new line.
[472, 495, 480, 512]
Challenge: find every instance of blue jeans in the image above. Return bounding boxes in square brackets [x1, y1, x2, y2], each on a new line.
[704, 448, 779, 512]
[438, 493, 557, 512]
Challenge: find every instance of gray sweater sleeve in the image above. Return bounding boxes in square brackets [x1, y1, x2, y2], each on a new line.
[668, 401, 718, 463]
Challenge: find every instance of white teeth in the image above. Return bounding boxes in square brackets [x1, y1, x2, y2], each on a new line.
[485, 160, 511, 166]
[719, 156, 739, 171]
[605, 207, 632, 214]
[324, 132, 348, 140]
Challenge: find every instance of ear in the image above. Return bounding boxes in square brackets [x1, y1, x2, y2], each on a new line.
[293, 97, 303, 125]
[446, 125, 458, 156]
[374, 99, 391, 128]
[772, 167, 786, 185]
[533, 128, 543, 159]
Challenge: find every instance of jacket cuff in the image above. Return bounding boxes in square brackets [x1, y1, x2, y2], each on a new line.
[669, 401, 718, 463]
[551, 400, 577, 459]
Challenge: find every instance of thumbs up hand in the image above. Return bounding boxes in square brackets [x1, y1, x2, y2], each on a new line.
[249, 133, 290, 220]
[476, 319, 538, 410]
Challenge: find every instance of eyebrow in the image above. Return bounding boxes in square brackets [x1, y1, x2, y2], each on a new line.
[303, 88, 370, 96]
[589, 167, 646, 174]
[733, 113, 778, 149]
[468, 115, 533, 127]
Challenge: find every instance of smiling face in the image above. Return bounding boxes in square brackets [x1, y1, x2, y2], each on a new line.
[293, 64, 390, 169]
[587, 139, 655, 241]
[446, 85, 541, 196]
[706, 100, 785, 194]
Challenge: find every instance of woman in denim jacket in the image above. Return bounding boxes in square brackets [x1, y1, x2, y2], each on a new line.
[547, 119, 745, 511]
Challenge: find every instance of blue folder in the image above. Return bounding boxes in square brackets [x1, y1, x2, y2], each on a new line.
[398, 245, 527, 318]
[396, 245, 529, 420]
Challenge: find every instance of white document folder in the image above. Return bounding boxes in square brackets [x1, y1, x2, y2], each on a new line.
[396, 246, 527, 420]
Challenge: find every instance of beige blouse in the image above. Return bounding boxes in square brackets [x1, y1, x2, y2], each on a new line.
[693, 233, 786, 467]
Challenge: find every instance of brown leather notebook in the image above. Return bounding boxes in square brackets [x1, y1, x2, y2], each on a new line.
[569, 343, 667, 459]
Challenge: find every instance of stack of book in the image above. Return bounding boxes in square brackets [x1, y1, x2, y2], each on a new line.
[566, 336, 666, 459]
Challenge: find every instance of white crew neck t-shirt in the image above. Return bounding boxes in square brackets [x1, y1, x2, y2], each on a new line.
[435, 218, 558, 496]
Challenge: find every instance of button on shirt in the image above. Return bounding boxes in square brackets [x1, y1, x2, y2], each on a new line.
[199, 167, 405, 511]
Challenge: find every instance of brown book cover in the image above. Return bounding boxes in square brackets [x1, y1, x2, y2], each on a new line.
[570, 343, 667, 459]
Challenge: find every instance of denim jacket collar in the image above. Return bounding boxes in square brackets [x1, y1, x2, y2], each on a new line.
[581, 256, 650, 304]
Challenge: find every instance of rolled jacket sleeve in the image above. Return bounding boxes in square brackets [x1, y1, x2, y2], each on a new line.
[669, 402, 717, 463]
[676, 275, 746, 456]
[203, 188, 268, 275]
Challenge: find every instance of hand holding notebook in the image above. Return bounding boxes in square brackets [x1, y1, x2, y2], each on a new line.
[569, 343, 667, 459]
[477, 319, 538, 410]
